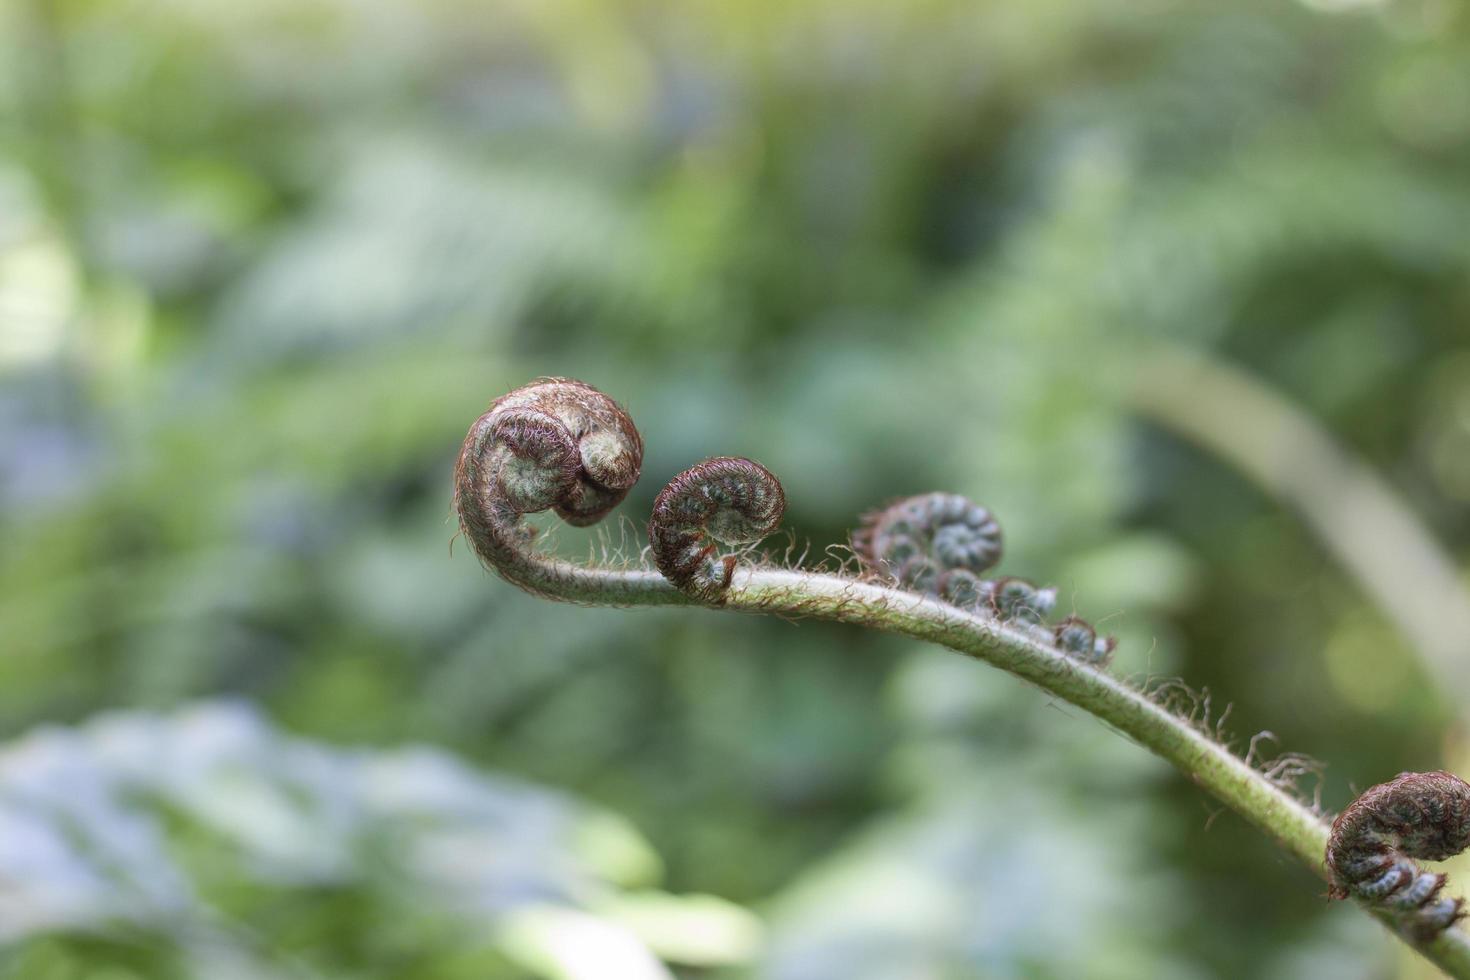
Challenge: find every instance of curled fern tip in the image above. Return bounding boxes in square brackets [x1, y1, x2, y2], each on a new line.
[454, 377, 643, 594]
[1328, 770, 1470, 939]
[853, 492, 1113, 665]
[649, 456, 785, 602]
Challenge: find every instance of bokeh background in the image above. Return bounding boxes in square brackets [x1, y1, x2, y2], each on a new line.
[4, 0, 1470, 976]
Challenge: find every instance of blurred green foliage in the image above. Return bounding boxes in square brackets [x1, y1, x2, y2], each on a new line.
[3, 0, 1470, 975]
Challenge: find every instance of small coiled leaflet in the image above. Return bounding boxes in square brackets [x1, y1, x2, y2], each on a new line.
[852, 492, 1003, 589]
[853, 492, 1113, 665]
[648, 457, 786, 603]
[454, 377, 643, 596]
[989, 576, 1058, 625]
[1327, 770, 1470, 939]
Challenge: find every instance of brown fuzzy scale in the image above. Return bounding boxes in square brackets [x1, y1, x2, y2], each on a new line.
[649, 457, 785, 603]
[454, 378, 643, 594]
[1327, 770, 1470, 939]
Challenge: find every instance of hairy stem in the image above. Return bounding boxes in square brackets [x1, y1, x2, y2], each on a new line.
[456, 378, 1470, 975]
[470, 550, 1470, 974]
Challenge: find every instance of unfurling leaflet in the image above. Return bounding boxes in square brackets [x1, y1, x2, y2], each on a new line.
[455, 378, 643, 593]
[852, 492, 1003, 588]
[649, 457, 786, 602]
[1327, 770, 1470, 939]
[990, 576, 1058, 625]
[854, 492, 1113, 665]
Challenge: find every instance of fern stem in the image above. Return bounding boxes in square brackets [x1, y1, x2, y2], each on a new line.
[484, 557, 1470, 976]
[456, 377, 1470, 975]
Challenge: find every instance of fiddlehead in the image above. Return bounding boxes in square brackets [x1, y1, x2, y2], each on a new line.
[648, 457, 786, 602]
[453, 377, 1470, 976]
[454, 377, 644, 596]
[1327, 770, 1470, 939]
[852, 492, 1003, 589]
[853, 492, 1113, 664]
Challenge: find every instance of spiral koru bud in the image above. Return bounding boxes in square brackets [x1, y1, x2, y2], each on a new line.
[1327, 770, 1470, 939]
[649, 457, 785, 602]
[853, 492, 1003, 589]
[455, 378, 642, 590]
[854, 492, 1113, 666]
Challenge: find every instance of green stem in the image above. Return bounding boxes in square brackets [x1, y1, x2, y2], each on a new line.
[485, 552, 1470, 977]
